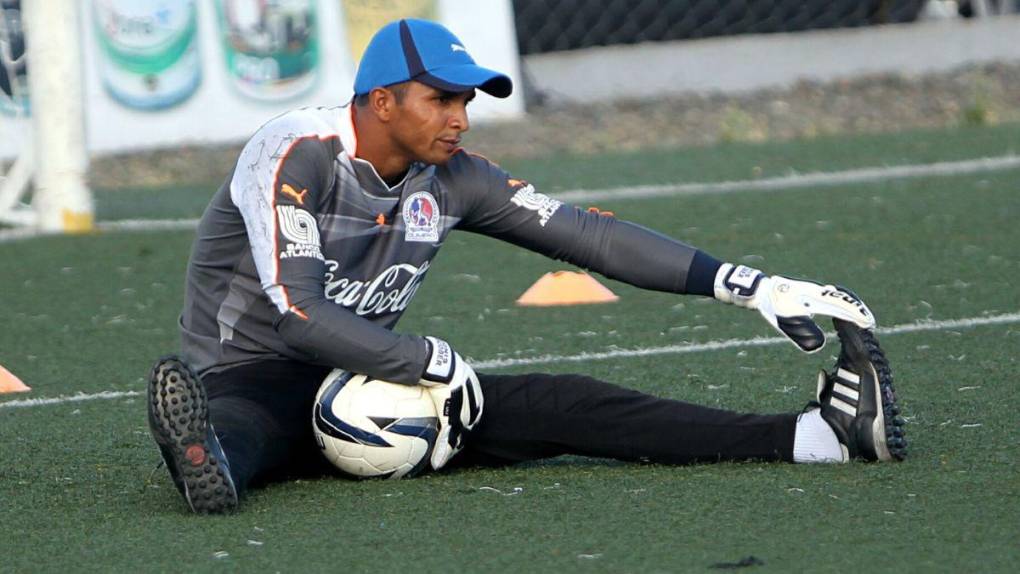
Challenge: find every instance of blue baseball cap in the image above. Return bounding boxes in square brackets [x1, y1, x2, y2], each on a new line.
[353, 19, 513, 98]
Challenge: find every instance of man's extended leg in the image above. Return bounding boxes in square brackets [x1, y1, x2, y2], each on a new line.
[460, 372, 798, 466]
[459, 324, 905, 467]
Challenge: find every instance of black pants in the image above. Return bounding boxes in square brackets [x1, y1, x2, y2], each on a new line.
[203, 360, 797, 495]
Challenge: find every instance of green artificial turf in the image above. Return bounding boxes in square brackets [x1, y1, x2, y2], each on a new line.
[1, 123, 1018, 572]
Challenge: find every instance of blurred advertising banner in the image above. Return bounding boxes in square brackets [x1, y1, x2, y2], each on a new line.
[0, 0, 28, 164]
[342, 0, 436, 62]
[0, 0, 522, 159]
[217, 0, 319, 102]
[0, 0, 27, 116]
[92, 0, 202, 110]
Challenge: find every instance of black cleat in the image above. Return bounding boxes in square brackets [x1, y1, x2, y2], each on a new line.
[147, 356, 238, 513]
[814, 320, 907, 462]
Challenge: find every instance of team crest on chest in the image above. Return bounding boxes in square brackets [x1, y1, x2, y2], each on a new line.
[402, 191, 440, 242]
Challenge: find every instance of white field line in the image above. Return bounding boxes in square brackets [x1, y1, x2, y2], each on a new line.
[3, 311, 1017, 411]
[2, 154, 1019, 244]
[98, 219, 199, 232]
[0, 226, 41, 242]
[0, 218, 199, 242]
[472, 311, 1020, 369]
[0, 390, 141, 410]
[552, 154, 1020, 203]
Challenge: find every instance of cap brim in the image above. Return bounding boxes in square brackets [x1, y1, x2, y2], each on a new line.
[416, 64, 513, 99]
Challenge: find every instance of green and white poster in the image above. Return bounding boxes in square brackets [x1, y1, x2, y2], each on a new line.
[92, 0, 202, 110]
[0, 0, 28, 116]
[217, 0, 319, 102]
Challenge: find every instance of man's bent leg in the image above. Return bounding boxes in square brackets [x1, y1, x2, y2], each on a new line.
[148, 357, 332, 513]
[460, 373, 796, 466]
[202, 395, 288, 496]
[202, 360, 334, 494]
[147, 357, 240, 514]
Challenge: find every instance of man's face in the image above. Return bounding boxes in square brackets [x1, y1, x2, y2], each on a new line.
[388, 81, 474, 166]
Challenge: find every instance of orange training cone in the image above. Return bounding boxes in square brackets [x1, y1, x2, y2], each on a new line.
[0, 364, 31, 393]
[516, 271, 619, 307]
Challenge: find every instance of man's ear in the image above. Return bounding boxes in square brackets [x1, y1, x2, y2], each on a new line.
[369, 87, 397, 122]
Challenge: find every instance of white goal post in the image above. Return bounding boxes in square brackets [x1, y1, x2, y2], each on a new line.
[0, 0, 92, 233]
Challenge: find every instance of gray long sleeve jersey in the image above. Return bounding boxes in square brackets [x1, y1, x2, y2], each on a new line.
[180, 105, 705, 385]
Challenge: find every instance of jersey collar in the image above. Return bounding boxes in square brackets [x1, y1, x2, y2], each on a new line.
[339, 104, 358, 159]
[338, 103, 429, 198]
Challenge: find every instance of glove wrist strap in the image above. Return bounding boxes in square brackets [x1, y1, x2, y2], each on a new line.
[422, 336, 455, 384]
[714, 263, 766, 308]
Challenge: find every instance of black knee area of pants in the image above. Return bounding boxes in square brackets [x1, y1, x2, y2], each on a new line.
[202, 361, 334, 493]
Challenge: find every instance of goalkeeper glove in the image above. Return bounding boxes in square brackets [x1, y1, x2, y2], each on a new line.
[419, 336, 484, 470]
[713, 263, 875, 353]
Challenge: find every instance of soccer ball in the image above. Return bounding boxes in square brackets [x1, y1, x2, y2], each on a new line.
[312, 370, 439, 479]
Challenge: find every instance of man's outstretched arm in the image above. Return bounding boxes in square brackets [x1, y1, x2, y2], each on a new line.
[454, 157, 873, 352]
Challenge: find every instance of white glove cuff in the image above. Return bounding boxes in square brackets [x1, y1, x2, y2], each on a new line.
[714, 263, 766, 308]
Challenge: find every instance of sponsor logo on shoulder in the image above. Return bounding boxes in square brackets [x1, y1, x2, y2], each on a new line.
[509, 182, 561, 227]
[276, 205, 323, 260]
[281, 183, 308, 205]
[402, 191, 441, 243]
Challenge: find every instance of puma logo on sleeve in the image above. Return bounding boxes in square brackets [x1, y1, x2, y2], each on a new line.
[281, 183, 309, 205]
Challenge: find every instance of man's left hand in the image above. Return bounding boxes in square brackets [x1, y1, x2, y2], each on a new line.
[714, 264, 875, 353]
[419, 336, 484, 469]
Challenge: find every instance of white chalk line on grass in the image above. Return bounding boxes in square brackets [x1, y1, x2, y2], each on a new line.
[0, 218, 198, 242]
[0, 390, 142, 410]
[473, 311, 1020, 369]
[98, 219, 199, 232]
[2, 154, 1019, 243]
[553, 154, 1020, 203]
[3, 311, 1017, 411]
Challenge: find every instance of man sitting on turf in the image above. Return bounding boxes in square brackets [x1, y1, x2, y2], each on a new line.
[147, 18, 906, 514]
